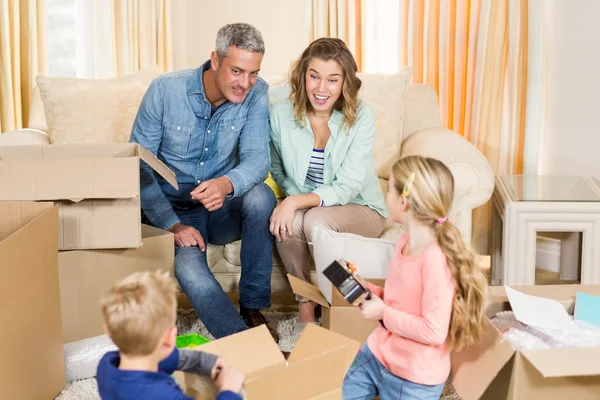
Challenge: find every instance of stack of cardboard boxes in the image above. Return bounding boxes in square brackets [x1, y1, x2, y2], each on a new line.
[0, 143, 177, 398]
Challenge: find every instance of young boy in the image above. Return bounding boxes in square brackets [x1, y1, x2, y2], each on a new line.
[97, 270, 244, 400]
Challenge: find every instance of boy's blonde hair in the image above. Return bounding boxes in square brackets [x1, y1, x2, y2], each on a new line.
[100, 270, 178, 356]
[390, 155, 488, 351]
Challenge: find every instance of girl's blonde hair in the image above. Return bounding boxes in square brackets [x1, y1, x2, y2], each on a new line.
[288, 37, 361, 130]
[390, 155, 488, 351]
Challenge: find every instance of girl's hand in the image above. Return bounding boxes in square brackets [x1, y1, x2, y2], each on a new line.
[269, 197, 297, 242]
[359, 294, 387, 321]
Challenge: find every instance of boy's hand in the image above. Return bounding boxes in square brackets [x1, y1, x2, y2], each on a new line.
[216, 367, 245, 394]
[211, 357, 227, 380]
[359, 294, 387, 321]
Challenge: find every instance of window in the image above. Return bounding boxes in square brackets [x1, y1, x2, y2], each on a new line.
[46, 0, 76, 77]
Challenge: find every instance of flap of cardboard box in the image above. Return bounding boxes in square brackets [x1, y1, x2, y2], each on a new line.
[0, 202, 55, 242]
[0, 143, 178, 201]
[288, 274, 331, 308]
[195, 325, 284, 378]
[520, 347, 600, 378]
[450, 318, 516, 400]
[177, 326, 285, 400]
[244, 324, 360, 399]
[136, 144, 178, 190]
[0, 203, 58, 314]
[287, 323, 359, 366]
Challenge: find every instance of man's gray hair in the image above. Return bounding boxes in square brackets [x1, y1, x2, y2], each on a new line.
[215, 23, 265, 60]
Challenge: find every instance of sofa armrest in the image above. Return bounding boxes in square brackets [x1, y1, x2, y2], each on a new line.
[399, 127, 494, 243]
[0, 129, 51, 145]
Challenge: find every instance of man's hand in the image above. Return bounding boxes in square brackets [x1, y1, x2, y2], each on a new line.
[269, 197, 298, 242]
[210, 357, 227, 380]
[168, 222, 206, 251]
[191, 177, 233, 212]
[215, 366, 245, 394]
[359, 294, 387, 321]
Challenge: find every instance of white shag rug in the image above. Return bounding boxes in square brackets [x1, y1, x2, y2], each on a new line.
[55, 310, 461, 399]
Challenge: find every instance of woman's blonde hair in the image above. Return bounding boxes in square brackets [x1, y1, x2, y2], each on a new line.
[100, 270, 178, 356]
[288, 37, 361, 129]
[390, 155, 488, 351]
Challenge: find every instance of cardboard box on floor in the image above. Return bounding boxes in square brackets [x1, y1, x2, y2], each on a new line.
[0, 202, 65, 399]
[450, 284, 600, 400]
[288, 274, 381, 344]
[174, 324, 360, 399]
[0, 143, 178, 250]
[59, 224, 175, 343]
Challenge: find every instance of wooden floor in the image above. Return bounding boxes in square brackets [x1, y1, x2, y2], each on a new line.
[479, 255, 580, 286]
[177, 291, 298, 312]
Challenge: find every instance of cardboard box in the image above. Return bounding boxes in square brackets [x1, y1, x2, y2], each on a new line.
[288, 274, 380, 344]
[0, 202, 65, 399]
[451, 284, 600, 399]
[174, 324, 360, 399]
[59, 224, 175, 342]
[0, 143, 177, 250]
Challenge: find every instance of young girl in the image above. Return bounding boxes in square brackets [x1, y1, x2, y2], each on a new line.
[342, 155, 488, 400]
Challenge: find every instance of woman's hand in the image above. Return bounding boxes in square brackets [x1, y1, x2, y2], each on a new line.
[359, 294, 387, 321]
[269, 197, 298, 242]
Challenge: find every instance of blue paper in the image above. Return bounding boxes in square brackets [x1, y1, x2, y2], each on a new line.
[574, 292, 600, 327]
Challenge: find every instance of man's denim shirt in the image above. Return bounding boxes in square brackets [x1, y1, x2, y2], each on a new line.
[130, 61, 271, 230]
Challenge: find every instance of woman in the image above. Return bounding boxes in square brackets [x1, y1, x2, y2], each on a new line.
[269, 37, 388, 331]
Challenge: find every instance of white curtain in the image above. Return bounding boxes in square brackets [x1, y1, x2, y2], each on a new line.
[75, 0, 172, 78]
[363, 0, 400, 74]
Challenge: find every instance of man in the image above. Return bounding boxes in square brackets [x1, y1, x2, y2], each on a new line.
[130, 23, 278, 342]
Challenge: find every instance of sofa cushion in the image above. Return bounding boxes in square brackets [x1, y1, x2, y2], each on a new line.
[311, 224, 395, 304]
[267, 67, 413, 180]
[358, 67, 412, 178]
[34, 66, 159, 144]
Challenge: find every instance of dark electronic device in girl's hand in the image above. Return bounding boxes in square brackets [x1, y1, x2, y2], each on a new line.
[322, 259, 371, 306]
[322, 259, 386, 329]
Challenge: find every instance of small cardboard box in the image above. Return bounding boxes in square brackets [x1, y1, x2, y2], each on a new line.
[451, 284, 600, 400]
[288, 274, 381, 344]
[0, 143, 177, 250]
[58, 224, 175, 343]
[0, 202, 65, 399]
[174, 324, 360, 399]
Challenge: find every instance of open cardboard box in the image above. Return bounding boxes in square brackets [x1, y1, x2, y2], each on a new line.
[0, 143, 177, 250]
[288, 274, 381, 344]
[58, 224, 175, 343]
[0, 202, 65, 399]
[450, 284, 600, 399]
[175, 324, 360, 399]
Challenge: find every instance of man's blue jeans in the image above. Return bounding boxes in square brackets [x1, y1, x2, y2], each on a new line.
[171, 183, 276, 339]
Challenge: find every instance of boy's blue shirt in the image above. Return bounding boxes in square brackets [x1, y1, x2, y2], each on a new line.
[97, 348, 242, 400]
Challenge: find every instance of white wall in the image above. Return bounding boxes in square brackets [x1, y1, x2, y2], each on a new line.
[540, 1, 600, 179]
[170, 0, 311, 78]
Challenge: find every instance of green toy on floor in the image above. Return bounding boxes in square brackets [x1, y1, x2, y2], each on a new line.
[176, 333, 211, 349]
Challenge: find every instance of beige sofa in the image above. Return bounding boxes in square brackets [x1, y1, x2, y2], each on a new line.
[1, 70, 494, 294]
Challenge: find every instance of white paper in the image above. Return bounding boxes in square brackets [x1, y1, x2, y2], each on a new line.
[505, 286, 574, 331]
